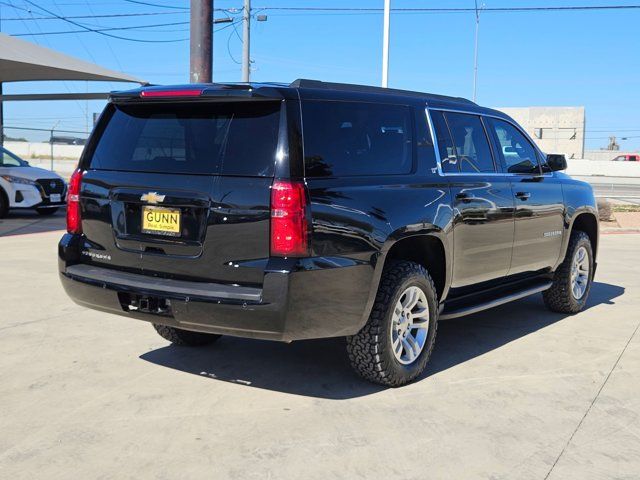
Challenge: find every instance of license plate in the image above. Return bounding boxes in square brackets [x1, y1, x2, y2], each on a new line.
[141, 206, 181, 237]
[50, 194, 61, 203]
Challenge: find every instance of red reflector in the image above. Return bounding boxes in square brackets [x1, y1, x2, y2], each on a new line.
[270, 180, 308, 257]
[140, 89, 203, 98]
[66, 169, 83, 234]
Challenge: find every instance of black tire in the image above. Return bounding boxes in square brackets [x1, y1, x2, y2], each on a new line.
[543, 230, 594, 313]
[152, 324, 221, 346]
[0, 188, 8, 219]
[36, 207, 59, 216]
[346, 261, 439, 387]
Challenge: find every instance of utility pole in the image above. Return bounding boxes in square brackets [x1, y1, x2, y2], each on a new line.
[381, 0, 390, 87]
[241, 0, 251, 82]
[472, 0, 481, 102]
[190, 0, 213, 83]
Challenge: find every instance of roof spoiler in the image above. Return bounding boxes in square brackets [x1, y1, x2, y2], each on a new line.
[289, 78, 476, 105]
[109, 83, 285, 103]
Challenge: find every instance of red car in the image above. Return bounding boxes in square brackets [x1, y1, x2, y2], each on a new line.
[612, 154, 639, 161]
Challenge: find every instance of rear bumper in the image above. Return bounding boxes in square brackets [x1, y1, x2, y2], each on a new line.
[59, 235, 374, 341]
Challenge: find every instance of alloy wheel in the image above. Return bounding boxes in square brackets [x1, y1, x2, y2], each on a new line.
[390, 286, 430, 365]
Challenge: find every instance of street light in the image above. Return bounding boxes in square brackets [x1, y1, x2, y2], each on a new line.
[382, 0, 390, 87]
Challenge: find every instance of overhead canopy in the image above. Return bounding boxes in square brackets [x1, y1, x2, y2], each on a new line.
[0, 33, 145, 84]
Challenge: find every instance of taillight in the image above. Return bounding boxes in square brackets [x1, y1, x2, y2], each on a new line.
[140, 89, 203, 98]
[66, 169, 83, 234]
[270, 180, 308, 257]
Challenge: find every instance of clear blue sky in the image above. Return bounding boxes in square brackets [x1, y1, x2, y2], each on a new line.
[1, 0, 639, 150]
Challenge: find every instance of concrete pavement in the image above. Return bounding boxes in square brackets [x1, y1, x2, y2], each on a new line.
[0, 208, 66, 237]
[0, 229, 638, 479]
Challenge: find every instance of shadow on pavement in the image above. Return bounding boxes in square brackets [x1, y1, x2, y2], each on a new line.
[0, 208, 66, 237]
[140, 281, 624, 400]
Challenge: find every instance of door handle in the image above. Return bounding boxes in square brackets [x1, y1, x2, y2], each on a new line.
[515, 191, 531, 201]
[455, 192, 475, 202]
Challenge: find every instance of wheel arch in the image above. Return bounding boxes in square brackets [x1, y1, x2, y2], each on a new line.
[383, 234, 449, 301]
[356, 230, 451, 333]
[569, 210, 599, 261]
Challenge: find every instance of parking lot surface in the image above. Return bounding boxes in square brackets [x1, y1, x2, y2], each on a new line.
[0, 215, 638, 479]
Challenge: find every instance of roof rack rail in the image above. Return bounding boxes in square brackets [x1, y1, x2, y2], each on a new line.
[289, 78, 476, 105]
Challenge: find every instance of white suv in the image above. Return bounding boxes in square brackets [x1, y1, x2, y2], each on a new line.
[0, 146, 66, 218]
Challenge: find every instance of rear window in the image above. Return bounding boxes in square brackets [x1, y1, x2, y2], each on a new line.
[302, 100, 414, 177]
[87, 102, 281, 176]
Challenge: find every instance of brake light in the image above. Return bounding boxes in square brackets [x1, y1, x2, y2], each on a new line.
[140, 89, 203, 98]
[66, 169, 83, 234]
[270, 180, 308, 257]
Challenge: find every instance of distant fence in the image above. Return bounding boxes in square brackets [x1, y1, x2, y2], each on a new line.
[566, 159, 640, 178]
[4, 141, 84, 161]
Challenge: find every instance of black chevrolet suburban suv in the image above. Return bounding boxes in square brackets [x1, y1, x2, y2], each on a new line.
[59, 80, 598, 386]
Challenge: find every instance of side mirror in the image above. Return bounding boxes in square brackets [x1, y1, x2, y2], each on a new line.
[546, 154, 567, 172]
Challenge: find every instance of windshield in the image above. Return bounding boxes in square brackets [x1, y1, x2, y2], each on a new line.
[1, 147, 28, 167]
[87, 101, 281, 176]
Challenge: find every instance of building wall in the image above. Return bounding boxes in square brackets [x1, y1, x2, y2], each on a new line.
[495, 107, 585, 159]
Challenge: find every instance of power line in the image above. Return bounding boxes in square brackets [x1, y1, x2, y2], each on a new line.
[11, 19, 190, 36]
[21, 0, 189, 42]
[0, 10, 185, 21]
[121, 0, 188, 10]
[254, 5, 640, 13]
[10, 17, 240, 37]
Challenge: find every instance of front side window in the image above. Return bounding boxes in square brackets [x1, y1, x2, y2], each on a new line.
[443, 112, 495, 173]
[302, 101, 414, 177]
[490, 119, 541, 174]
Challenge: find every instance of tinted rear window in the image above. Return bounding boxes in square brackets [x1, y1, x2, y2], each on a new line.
[87, 102, 281, 176]
[302, 100, 414, 177]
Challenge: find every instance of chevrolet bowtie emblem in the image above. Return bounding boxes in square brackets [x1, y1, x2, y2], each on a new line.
[140, 192, 166, 204]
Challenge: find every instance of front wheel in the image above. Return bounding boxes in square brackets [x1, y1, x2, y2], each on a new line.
[0, 189, 8, 218]
[347, 261, 439, 387]
[153, 324, 221, 346]
[543, 230, 594, 313]
[36, 207, 59, 216]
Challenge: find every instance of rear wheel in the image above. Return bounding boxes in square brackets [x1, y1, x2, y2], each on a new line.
[153, 324, 221, 346]
[543, 230, 593, 313]
[346, 261, 438, 387]
[35, 207, 59, 216]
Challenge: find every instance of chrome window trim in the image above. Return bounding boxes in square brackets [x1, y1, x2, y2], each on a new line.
[425, 106, 444, 176]
[425, 105, 555, 178]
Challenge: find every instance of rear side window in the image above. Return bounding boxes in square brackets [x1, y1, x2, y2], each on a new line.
[443, 112, 495, 173]
[302, 101, 414, 177]
[489, 118, 541, 174]
[87, 102, 281, 176]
